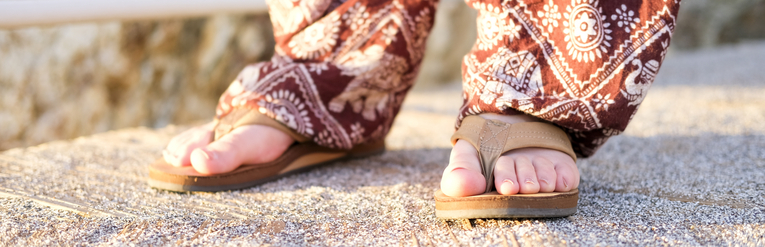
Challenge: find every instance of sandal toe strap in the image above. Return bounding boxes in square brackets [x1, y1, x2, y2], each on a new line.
[214, 108, 310, 143]
[450, 116, 577, 193]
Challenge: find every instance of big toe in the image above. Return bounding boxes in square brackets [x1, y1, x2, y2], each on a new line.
[189, 146, 235, 175]
[441, 140, 486, 197]
[190, 125, 293, 175]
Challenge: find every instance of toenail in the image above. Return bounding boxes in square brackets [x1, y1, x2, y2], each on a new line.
[450, 167, 467, 172]
[525, 179, 535, 184]
[503, 179, 514, 185]
[563, 178, 569, 189]
[199, 151, 210, 160]
[539, 179, 550, 185]
[199, 149, 216, 160]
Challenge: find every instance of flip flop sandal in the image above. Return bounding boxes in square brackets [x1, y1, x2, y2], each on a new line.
[148, 109, 385, 192]
[434, 115, 579, 219]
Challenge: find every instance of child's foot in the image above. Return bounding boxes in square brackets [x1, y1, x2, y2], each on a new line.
[440, 114, 580, 197]
[162, 122, 293, 175]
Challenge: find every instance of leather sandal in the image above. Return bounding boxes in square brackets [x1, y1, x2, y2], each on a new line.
[148, 108, 385, 192]
[434, 115, 579, 219]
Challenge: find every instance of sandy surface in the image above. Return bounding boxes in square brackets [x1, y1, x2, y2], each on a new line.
[2, 42, 765, 246]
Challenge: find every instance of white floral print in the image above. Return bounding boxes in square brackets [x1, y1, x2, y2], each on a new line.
[217, 0, 679, 158]
[288, 12, 341, 59]
[562, 0, 613, 62]
[349, 122, 365, 144]
[537, 0, 562, 33]
[611, 4, 640, 33]
[343, 3, 370, 31]
[592, 93, 615, 111]
[475, 5, 521, 51]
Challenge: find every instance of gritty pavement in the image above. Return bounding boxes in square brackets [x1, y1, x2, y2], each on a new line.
[2, 42, 765, 246]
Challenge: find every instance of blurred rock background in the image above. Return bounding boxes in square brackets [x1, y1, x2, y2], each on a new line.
[0, 0, 763, 151]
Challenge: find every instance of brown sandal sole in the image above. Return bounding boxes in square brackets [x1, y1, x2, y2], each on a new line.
[434, 189, 578, 219]
[148, 140, 385, 192]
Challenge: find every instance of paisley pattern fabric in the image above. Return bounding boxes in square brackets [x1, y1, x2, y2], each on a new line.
[459, 0, 681, 156]
[215, 0, 681, 157]
[216, 0, 437, 149]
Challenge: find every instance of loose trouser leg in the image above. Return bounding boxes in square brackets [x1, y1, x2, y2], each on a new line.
[459, 0, 681, 157]
[215, 0, 438, 149]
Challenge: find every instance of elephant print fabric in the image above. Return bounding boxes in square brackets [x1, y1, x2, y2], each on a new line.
[215, 0, 680, 157]
[458, 0, 681, 156]
[215, 0, 437, 150]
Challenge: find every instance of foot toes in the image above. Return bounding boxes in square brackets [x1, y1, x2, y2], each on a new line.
[532, 157, 557, 192]
[441, 140, 485, 197]
[513, 156, 540, 194]
[189, 145, 236, 175]
[554, 162, 578, 191]
[493, 156, 519, 195]
[162, 149, 183, 167]
[441, 167, 486, 197]
[164, 123, 213, 167]
[190, 125, 293, 175]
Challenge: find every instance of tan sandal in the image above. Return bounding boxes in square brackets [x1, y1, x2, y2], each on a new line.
[148, 109, 385, 192]
[434, 115, 579, 219]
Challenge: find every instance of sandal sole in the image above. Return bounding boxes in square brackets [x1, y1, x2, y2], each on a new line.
[148, 140, 385, 192]
[434, 189, 578, 219]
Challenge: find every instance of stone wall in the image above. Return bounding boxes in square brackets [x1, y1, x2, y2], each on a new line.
[1, 0, 763, 150]
[0, 15, 274, 150]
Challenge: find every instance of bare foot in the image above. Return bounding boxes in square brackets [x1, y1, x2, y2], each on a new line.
[440, 114, 580, 197]
[162, 122, 293, 175]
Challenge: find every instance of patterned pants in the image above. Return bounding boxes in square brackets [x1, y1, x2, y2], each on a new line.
[215, 0, 681, 157]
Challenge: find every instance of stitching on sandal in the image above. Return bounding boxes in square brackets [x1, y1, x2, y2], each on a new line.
[506, 136, 568, 143]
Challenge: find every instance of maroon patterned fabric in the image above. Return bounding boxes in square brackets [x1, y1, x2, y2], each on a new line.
[457, 0, 681, 156]
[215, 0, 681, 157]
[216, 0, 437, 149]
